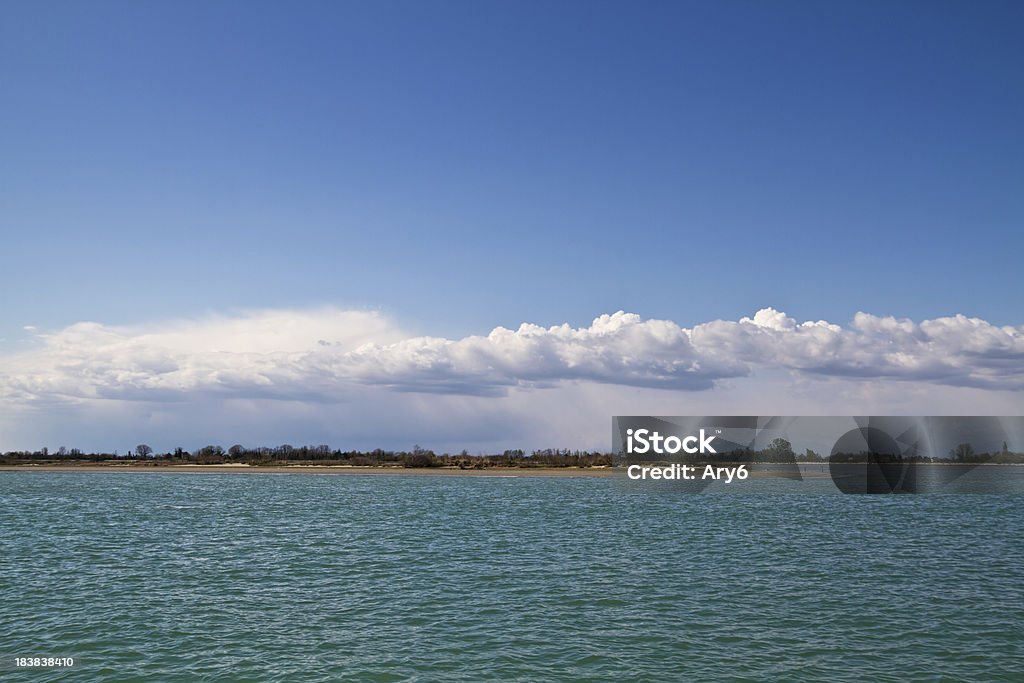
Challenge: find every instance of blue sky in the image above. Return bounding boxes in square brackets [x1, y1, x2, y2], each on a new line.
[4, 0, 1022, 340]
[1, 1, 1022, 451]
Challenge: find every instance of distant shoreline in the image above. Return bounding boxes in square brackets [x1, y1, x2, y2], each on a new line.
[0, 464, 621, 477]
[3, 462, 1021, 478]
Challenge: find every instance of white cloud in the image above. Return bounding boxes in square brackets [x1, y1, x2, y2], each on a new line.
[1, 306, 1023, 451]
[692, 308, 1024, 389]
[2, 307, 1023, 407]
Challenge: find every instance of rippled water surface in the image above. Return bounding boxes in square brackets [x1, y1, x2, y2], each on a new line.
[2, 471, 1023, 681]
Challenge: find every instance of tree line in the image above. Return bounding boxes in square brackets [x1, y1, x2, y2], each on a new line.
[0, 443, 614, 468]
[4, 438, 1023, 467]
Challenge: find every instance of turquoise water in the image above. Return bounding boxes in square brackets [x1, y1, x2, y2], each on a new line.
[2, 471, 1023, 681]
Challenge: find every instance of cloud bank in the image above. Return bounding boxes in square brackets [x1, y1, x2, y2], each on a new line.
[3, 308, 1024, 407]
[3, 307, 1023, 452]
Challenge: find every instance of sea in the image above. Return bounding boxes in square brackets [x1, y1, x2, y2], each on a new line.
[2, 469, 1022, 681]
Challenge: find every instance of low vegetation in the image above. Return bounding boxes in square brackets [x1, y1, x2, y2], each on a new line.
[3, 438, 1021, 467]
[0, 444, 614, 468]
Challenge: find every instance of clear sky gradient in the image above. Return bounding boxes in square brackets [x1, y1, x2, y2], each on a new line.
[3, 0, 1022, 347]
